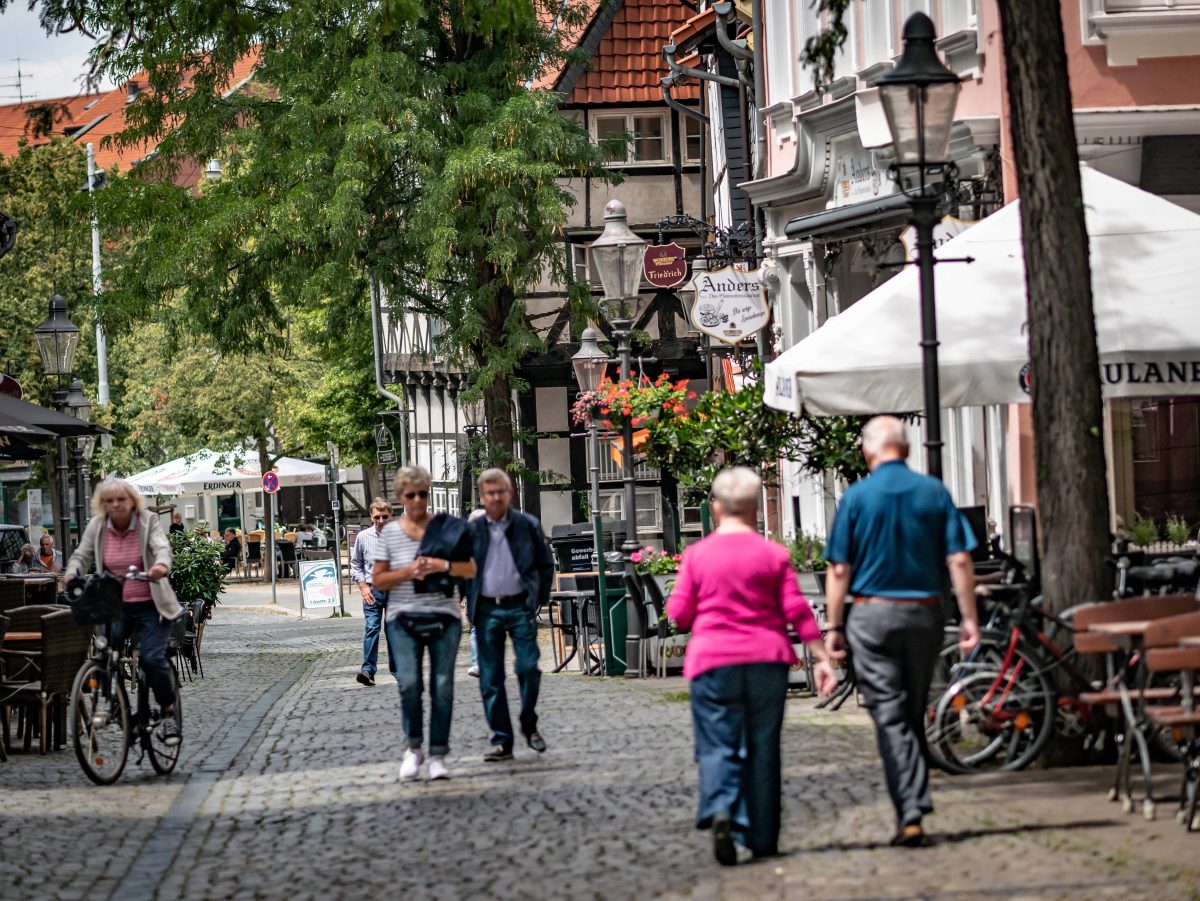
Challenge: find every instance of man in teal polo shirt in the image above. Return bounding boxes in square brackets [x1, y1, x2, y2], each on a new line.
[824, 415, 980, 848]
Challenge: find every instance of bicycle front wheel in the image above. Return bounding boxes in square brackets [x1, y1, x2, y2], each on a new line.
[147, 663, 183, 775]
[70, 660, 130, 785]
[932, 666, 1055, 773]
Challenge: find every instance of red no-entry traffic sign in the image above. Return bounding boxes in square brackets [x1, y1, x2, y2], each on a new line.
[262, 471, 280, 494]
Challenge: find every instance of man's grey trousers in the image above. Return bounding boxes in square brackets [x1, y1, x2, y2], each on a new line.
[847, 602, 944, 828]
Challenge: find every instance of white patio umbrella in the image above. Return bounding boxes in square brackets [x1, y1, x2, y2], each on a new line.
[764, 167, 1200, 416]
[127, 448, 344, 496]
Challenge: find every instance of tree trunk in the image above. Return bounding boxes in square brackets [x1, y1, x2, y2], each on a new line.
[996, 2, 1111, 614]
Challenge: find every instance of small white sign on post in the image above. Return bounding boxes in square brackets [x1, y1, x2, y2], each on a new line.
[299, 559, 339, 610]
[688, 266, 769, 345]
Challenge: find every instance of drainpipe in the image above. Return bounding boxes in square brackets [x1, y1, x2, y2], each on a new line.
[369, 277, 406, 411]
[712, 2, 754, 61]
[663, 43, 741, 89]
[661, 75, 709, 123]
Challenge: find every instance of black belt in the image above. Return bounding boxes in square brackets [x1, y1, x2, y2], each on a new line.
[479, 593, 527, 606]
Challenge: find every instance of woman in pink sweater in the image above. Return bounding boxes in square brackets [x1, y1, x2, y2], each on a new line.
[667, 466, 836, 865]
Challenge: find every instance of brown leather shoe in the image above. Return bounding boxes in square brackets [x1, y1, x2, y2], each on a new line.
[889, 823, 925, 847]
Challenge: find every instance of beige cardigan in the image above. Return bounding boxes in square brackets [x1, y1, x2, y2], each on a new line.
[66, 509, 183, 620]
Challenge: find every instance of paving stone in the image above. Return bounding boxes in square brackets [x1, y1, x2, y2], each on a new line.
[2, 609, 1199, 900]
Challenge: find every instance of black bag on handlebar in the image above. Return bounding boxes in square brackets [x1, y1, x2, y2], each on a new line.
[65, 572, 126, 625]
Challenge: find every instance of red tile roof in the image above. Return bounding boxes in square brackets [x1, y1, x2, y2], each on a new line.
[0, 49, 260, 173]
[568, 0, 699, 105]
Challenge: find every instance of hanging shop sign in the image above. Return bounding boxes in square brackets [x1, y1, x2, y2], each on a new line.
[0, 374, 22, 399]
[642, 242, 688, 289]
[688, 266, 769, 345]
[374, 422, 397, 466]
[900, 216, 974, 261]
[832, 144, 896, 208]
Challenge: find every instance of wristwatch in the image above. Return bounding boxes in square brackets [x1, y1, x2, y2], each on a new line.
[444, 559, 451, 573]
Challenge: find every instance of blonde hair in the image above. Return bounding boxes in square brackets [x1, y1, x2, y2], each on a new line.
[861, 415, 909, 457]
[91, 477, 146, 518]
[393, 466, 432, 497]
[369, 497, 393, 514]
[711, 466, 762, 518]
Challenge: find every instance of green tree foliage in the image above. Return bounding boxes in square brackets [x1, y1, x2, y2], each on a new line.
[0, 139, 98, 406]
[34, 0, 610, 473]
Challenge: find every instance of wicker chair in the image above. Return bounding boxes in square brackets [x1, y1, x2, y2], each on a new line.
[0, 580, 24, 615]
[0, 609, 89, 753]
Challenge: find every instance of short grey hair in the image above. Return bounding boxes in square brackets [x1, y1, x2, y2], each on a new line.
[477, 467, 513, 492]
[861, 415, 909, 457]
[92, 477, 146, 518]
[711, 466, 762, 518]
[393, 466, 432, 497]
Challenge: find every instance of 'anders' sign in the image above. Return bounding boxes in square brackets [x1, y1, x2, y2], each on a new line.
[689, 267, 769, 345]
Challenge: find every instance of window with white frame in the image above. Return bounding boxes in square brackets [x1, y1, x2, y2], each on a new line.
[795, 0, 820, 94]
[901, 0, 931, 17]
[598, 488, 661, 531]
[683, 115, 704, 165]
[833, 1, 859, 80]
[941, 0, 976, 33]
[568, 243, 590, 284]
[862, 0, 894, 68]
[764, 0, 793, 104]
[593, 112, 670, 165]
[432, 487, 447, 514]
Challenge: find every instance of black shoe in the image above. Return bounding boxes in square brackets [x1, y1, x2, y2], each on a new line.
[159, 716, 182, 747]
[483, 744, 513, 762]
[525, 731, 547, 753]
[712, 811, 737, 866]
[356, 670, 374, 686]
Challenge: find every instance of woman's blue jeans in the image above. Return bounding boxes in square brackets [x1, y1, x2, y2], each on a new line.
[689, 662, 789, 856]
[385, 615, 462, 756]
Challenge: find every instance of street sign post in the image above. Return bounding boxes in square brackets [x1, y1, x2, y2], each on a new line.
[262, 471, 280, 493]
[326, 441, 345, 615]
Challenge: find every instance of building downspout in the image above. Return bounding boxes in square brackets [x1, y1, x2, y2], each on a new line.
[663, 43, 741, 89]
[370, 278, 406, 411]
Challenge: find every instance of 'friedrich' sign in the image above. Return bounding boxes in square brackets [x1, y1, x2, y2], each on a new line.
[689, 266, 768, 345]
[642, 243, 688, 289]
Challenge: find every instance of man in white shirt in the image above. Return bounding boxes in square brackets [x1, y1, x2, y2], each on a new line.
[350, 500, 395, 685]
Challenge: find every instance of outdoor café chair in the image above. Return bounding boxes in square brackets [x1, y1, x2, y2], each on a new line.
[0, 613, 7, 761]
[0, 579, 25, 615]
[1140, 610, 1200, 829]
[0, 609, 88, 754]
[277, 541, 298, 579]
[1077, 594, 1200, 817]
[245, 539, 263, 580]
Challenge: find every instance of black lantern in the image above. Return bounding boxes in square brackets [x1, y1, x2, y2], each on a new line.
[462, 392, 486, 433]
[589, 200, 647, 322]
[876, 13, 961, 168]
[65, 378, 92, 422]
[34, 294, 81, 380]
[571, 328, 610, 393]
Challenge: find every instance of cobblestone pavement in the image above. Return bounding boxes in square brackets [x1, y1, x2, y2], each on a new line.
[2, 610, 1199, 900]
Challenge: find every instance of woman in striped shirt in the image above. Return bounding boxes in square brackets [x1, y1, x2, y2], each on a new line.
[373, 466, 476, 782]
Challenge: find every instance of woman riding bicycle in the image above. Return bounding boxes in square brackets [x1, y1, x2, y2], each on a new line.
[64, 477, 184, 746]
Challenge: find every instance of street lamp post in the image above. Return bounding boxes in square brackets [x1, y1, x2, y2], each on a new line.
[877, 12, 962, 481]
[65, 378, 93, 545]
[588, 200, 647, 558]
[34, 294, 81, 558]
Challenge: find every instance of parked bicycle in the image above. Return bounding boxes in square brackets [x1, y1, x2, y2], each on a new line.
[68, 567, 184, 785]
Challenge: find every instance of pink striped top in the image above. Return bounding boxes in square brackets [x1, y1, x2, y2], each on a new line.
[666, 532, 821, 680]
[104, 519, 152, 603]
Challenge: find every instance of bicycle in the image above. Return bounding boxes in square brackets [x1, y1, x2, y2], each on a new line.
[926, 590, 1082, 774]
[68, 568, 184, 785]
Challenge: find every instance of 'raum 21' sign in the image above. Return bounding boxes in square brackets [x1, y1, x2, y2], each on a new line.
[689, 266, 768, 345]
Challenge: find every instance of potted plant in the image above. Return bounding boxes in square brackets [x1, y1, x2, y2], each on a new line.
[1165, 514, 1192, 548]
[781, 531, 828, 595]
[629, 546, 686, 672]
[168, 530, 227, 652]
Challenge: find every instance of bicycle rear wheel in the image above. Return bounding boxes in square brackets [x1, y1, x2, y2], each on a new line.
[70, 660, 130, 785]
[147, 663, 182, 775]
[932, 666, 1055, 773]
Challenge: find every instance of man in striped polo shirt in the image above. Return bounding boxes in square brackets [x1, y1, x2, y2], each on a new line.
[351, 498, 395, 686]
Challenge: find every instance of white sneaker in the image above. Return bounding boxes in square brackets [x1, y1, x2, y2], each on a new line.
[399, 749, 424, 782]
[428, 755, 450, 781]
[467, 665, 480, 678]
